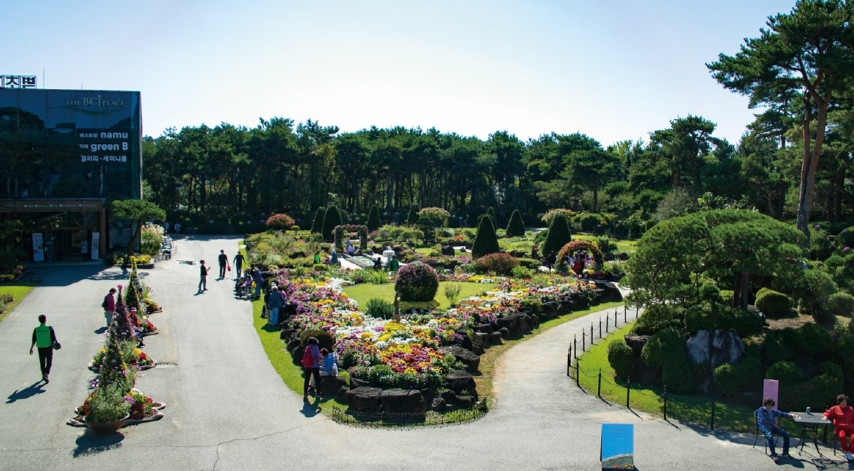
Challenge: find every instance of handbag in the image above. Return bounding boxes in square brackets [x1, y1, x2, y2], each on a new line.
[227, 265, 231, 272]
[52, 341, 61, 350]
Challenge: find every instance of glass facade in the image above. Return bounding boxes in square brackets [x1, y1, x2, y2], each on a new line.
[0, 89, 142, 200]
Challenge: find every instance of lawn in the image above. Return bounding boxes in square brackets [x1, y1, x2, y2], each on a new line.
[575, 322, 780, 434]
[0, 282, 37, 324]
[342, 281, 497, 310]
[573, 234, 638, 254]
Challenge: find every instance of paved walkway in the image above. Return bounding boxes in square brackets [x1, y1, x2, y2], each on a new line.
[0, 236, 845, 470]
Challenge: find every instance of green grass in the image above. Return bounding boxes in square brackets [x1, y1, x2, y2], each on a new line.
[0, 282, 37, 324]
[343, 281, 497, 310]
[573, 234, 638, 254]
[575, 322, 778, 434]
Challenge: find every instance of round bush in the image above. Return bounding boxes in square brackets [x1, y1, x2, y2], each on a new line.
[714, 357, 761, 398]
[828, 292, 854, 316]
[265, 213, 295, 230]
[607, 339, 635, 380]
[765, 360, 803, 384]
[755, 288, 794, 319]
[473, 253, 519, 275]
[395, 262, 440, 302]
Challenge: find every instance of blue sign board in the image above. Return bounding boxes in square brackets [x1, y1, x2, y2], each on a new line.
[601, 423, 635, 470]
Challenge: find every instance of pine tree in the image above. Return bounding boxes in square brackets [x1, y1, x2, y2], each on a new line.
[310, 207, 325, 234]
[322, 206, 343, 241]
[407, 205, 419, 225]
[472, 214, 500, 258]
[506, 209, 525, 237]
[367, 205, 381, 231]
[542, 213, 572, 257]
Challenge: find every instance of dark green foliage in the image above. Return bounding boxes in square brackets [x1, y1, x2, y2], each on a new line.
[542, 214, 572, 258]
[473, 253, 519, 275]
[698, 283, 721, 303]
[631, 304, 685, 336]
[365, 298, 395, 320]
[763, 329, 798, 363]
[505, 209, 525, 237]
[299, 329, 335, 351]
[796, 323, 833, 357]
[607, 339, 635, 380]
[394, 261, 440, 302]
[825, 255, 845, 274]
[827, 292, 854, 316]
[765, 361, 803, 385]
[472, 215, 500, 259]
[780, 362, 843, 412]
[517, 258, 541, 270]
[755, 288, 794, 319]
[684, 303, 763, 338]
[367, 205, 381, 232]
[321, 206, 343, 241]
[714, 357, 761, 398]
[798, 269, 838, 321]
[641, 328, 693, 393]
[407, 205, 418, 225]
[487, 206, 496, 225]
[533, 229, 549, 244]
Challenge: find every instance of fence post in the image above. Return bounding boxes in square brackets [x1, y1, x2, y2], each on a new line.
[567, 347, 571, 377]
[710, 399, 716, 430]
[663, 385, 668, 421]
[597, 368, 602, 397]
[590, 323, 594, 342]
[602, 318, 605, 336]
[576, 361, 580, 387]
[623, 307, 627, 324]
[615, 310, 618, 329]
[636, 306, 639, 319]
[574, 336, 578, 359]
[582, 331, 586, 352]
[626, 377, 631, 409]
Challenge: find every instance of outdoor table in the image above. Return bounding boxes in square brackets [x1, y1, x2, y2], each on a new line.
[792, 411, 831, 455]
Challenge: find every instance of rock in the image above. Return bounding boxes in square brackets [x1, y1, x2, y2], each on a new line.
[496, 315, 518, 333]
[439, 345, 481, 374]
[686, 329, 746, 369]
[559, 300, 574, 314]
[441, 246, 455, 256]
[431, 397, 446, 412]
[475, 332, 490, 351]
[290, 346, 303, 363]
[489, 332, 503, 345]
[455, 395, 474, 409]
[470, 331, 486, 355]
[498, 327, 510, 339]
[335, 386, 349, 404]
[380, 388, 427, 414]
[457, 330, 473, 351]
[286, 339, 301, 352]
[321, 376, 347, 396]
[345, 387, 382, 411]
[686, 330, 710, 365]
[624, 334, 650, 357]
[420, 388, 434, 405]
[440, 390, 457, 404]
[475, 324, 493, 335]
[350, 377, 370, 389]
[542, 302, 559, 319]
[446, 370, 477, 397]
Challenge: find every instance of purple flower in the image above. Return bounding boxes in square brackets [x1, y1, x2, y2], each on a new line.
[815, 225, 821, 230]
[845, 247, 851, 254]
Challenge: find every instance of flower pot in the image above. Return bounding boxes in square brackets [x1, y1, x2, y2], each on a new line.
[85, 414, 129, 435]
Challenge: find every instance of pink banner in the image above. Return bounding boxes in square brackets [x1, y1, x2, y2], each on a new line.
[763, 379, 779, 408]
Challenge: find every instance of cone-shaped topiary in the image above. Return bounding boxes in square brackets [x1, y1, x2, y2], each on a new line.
[322, 206, 343, 241]
[487, 206, 497, 225]
[407, 205, 419, 225]
[472, 214, 500, 259]
[542, 213, 572, 258]
[367, 205, 381, 231]
[395, 261, 440, 302]
[110, 287, 134, 342]
[310, 207, 325, 234]
[125, 281, 141, 314]
[506, 209, 525, 237]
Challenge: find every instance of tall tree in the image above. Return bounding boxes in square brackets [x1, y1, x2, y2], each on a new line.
[110, 200, 166, 256]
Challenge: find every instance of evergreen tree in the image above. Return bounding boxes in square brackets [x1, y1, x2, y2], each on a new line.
[310, 207, 325, 234]
[407, 205, 419, 225]
[506, 209, 525, 237]
[542, 213, 572, 257]
[367, 205, 381, 231]
[487, 206, 496, 224]
[472, 214, 500, 258]
[322, 206, 343, 241]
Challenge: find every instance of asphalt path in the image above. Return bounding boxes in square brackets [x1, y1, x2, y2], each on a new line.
[0, 236, 845, 470]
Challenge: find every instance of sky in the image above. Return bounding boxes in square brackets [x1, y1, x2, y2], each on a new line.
[1, 0, 798, 147]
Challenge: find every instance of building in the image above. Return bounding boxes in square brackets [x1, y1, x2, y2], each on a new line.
[0, 88, 142, 261]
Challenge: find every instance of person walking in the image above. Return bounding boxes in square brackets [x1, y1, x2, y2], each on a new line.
[218, 249, 229, 279]
[102, 287, 116, 326]
[29, 314, 58, 383]
[198, 260, 210, 293]
[755, 397, 799, 462]
[301, 337, 322, 397]
[233, 252, 245, 278]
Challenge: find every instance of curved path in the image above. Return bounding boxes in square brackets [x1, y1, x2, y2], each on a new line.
[0, 236, 833, 470]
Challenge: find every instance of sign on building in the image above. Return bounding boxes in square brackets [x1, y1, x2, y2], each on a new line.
[0, 75, 37, 89]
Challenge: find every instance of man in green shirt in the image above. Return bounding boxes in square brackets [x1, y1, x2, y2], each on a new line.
[29, 314, 58, 383]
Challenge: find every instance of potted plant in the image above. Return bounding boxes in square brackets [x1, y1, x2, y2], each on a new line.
[83, 383, 131, 434]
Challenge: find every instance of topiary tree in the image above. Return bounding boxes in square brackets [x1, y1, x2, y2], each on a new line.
[542, 213, 572, 258]
[755, 288, 794, 319]
[487, 206, 497, 226]
[506, 209, 525, 237]
[471, 214, 500, 259]
[394, 261, 440, 302]
[367, 205, 381, 232]
[641, 328, 693, 393]
[607, 339, 635, 380]
[833, 292, 854, 316]
[310, 207, 325, 234]
[765, 360, 803, 384]
[321, 206, 343, 241]
[407, 205, 419, 225]
[265, 213, 295, 231]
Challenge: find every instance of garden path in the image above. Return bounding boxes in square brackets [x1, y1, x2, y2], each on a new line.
[0, 236, 839, 470]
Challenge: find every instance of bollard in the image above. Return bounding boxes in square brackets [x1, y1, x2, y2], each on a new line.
[663, 386, 668, 421]
[710, 400, 716, 430]
[598, 368, 602, 397]
[626, 377, 631, 409]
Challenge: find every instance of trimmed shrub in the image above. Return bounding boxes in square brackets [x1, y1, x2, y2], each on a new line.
[780, 362, 843, 412]
[321, 206, 343, 241]
[395, 262, 440, 302]
[714, 357, 761, 398]
[265, 213, 295, 230]
[367, 205, 381, 232]
[299, 329, 335, 351]
[641, 328, 693, 393]
[631, 304, 684, 336]
[407, 205, 419, 225]
[310, 207, 325, 234]
[799, 269, 838, 321]
[290, 225, 301, 232]
[763, 328, 798, 363]
[828, 292, 854, 316]
[473, 253, 519, 275]
[510, 265, 533, 279]
[506, 209, 525, 238]
[487, 206, 496, 225]
[755, 288, 794, 319]
[517, 258, 540, 270]
[542, 213, 572, 258]
[765, 360, 803, 385]
[684, 302, 763, 338]
[796, 322, 833, 357]
[471, 215, 500, 259]
[607, 339, 635, 380]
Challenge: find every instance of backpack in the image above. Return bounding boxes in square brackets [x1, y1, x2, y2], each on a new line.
[300, 346, 314, 368]
[102, 297, 108, 309]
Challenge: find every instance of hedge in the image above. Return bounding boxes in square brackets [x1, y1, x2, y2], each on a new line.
[607, 339, 635, 380]
[755, 288, 794, 319]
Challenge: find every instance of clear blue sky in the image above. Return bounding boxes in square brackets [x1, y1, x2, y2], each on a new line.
[1, 0, 796, 147]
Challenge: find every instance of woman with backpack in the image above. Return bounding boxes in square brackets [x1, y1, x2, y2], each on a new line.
[301, 337, 322, 398]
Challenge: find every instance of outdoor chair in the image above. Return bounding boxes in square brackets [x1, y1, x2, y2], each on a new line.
[753, 421, 779, 456]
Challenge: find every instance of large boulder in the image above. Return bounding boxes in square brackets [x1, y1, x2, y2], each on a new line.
[686, 329, 745, 370]
[345, 387, 382, 411]
[381, 388, 427, 414]
[469, 330, 486, 355]
[623, 334, 650, 357]
[542, 302, 559, 319]
[439, 345, 481, 374]
[475, 324, 493, 335]
[446, 370, 477, 397]
[321, 376, 347, 396]
[349, 376, 370, 389]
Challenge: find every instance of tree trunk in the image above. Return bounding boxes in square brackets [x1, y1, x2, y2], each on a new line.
[795, 95, 829, 245]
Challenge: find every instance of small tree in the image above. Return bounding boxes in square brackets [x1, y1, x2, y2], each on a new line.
[367, 205, 381, 231]
[542, 213, 572, 258]
[265, 213, 295, 231]
[310, 207, 325, 234]
[407, 205, 419, 225]
[321, 206, 343, 241]
[110, 200, 166, 256]
[487, 206, 497, 225]
[472, 214, 500, 259]
[417, 207, 450, 228]
[506, 209, 525, 237]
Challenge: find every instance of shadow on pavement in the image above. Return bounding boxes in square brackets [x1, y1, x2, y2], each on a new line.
[301, 397, 321, 417]
[72, 431, 124, 457]
[93, 327, 107, 335]
[6, 381, 45, 403]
